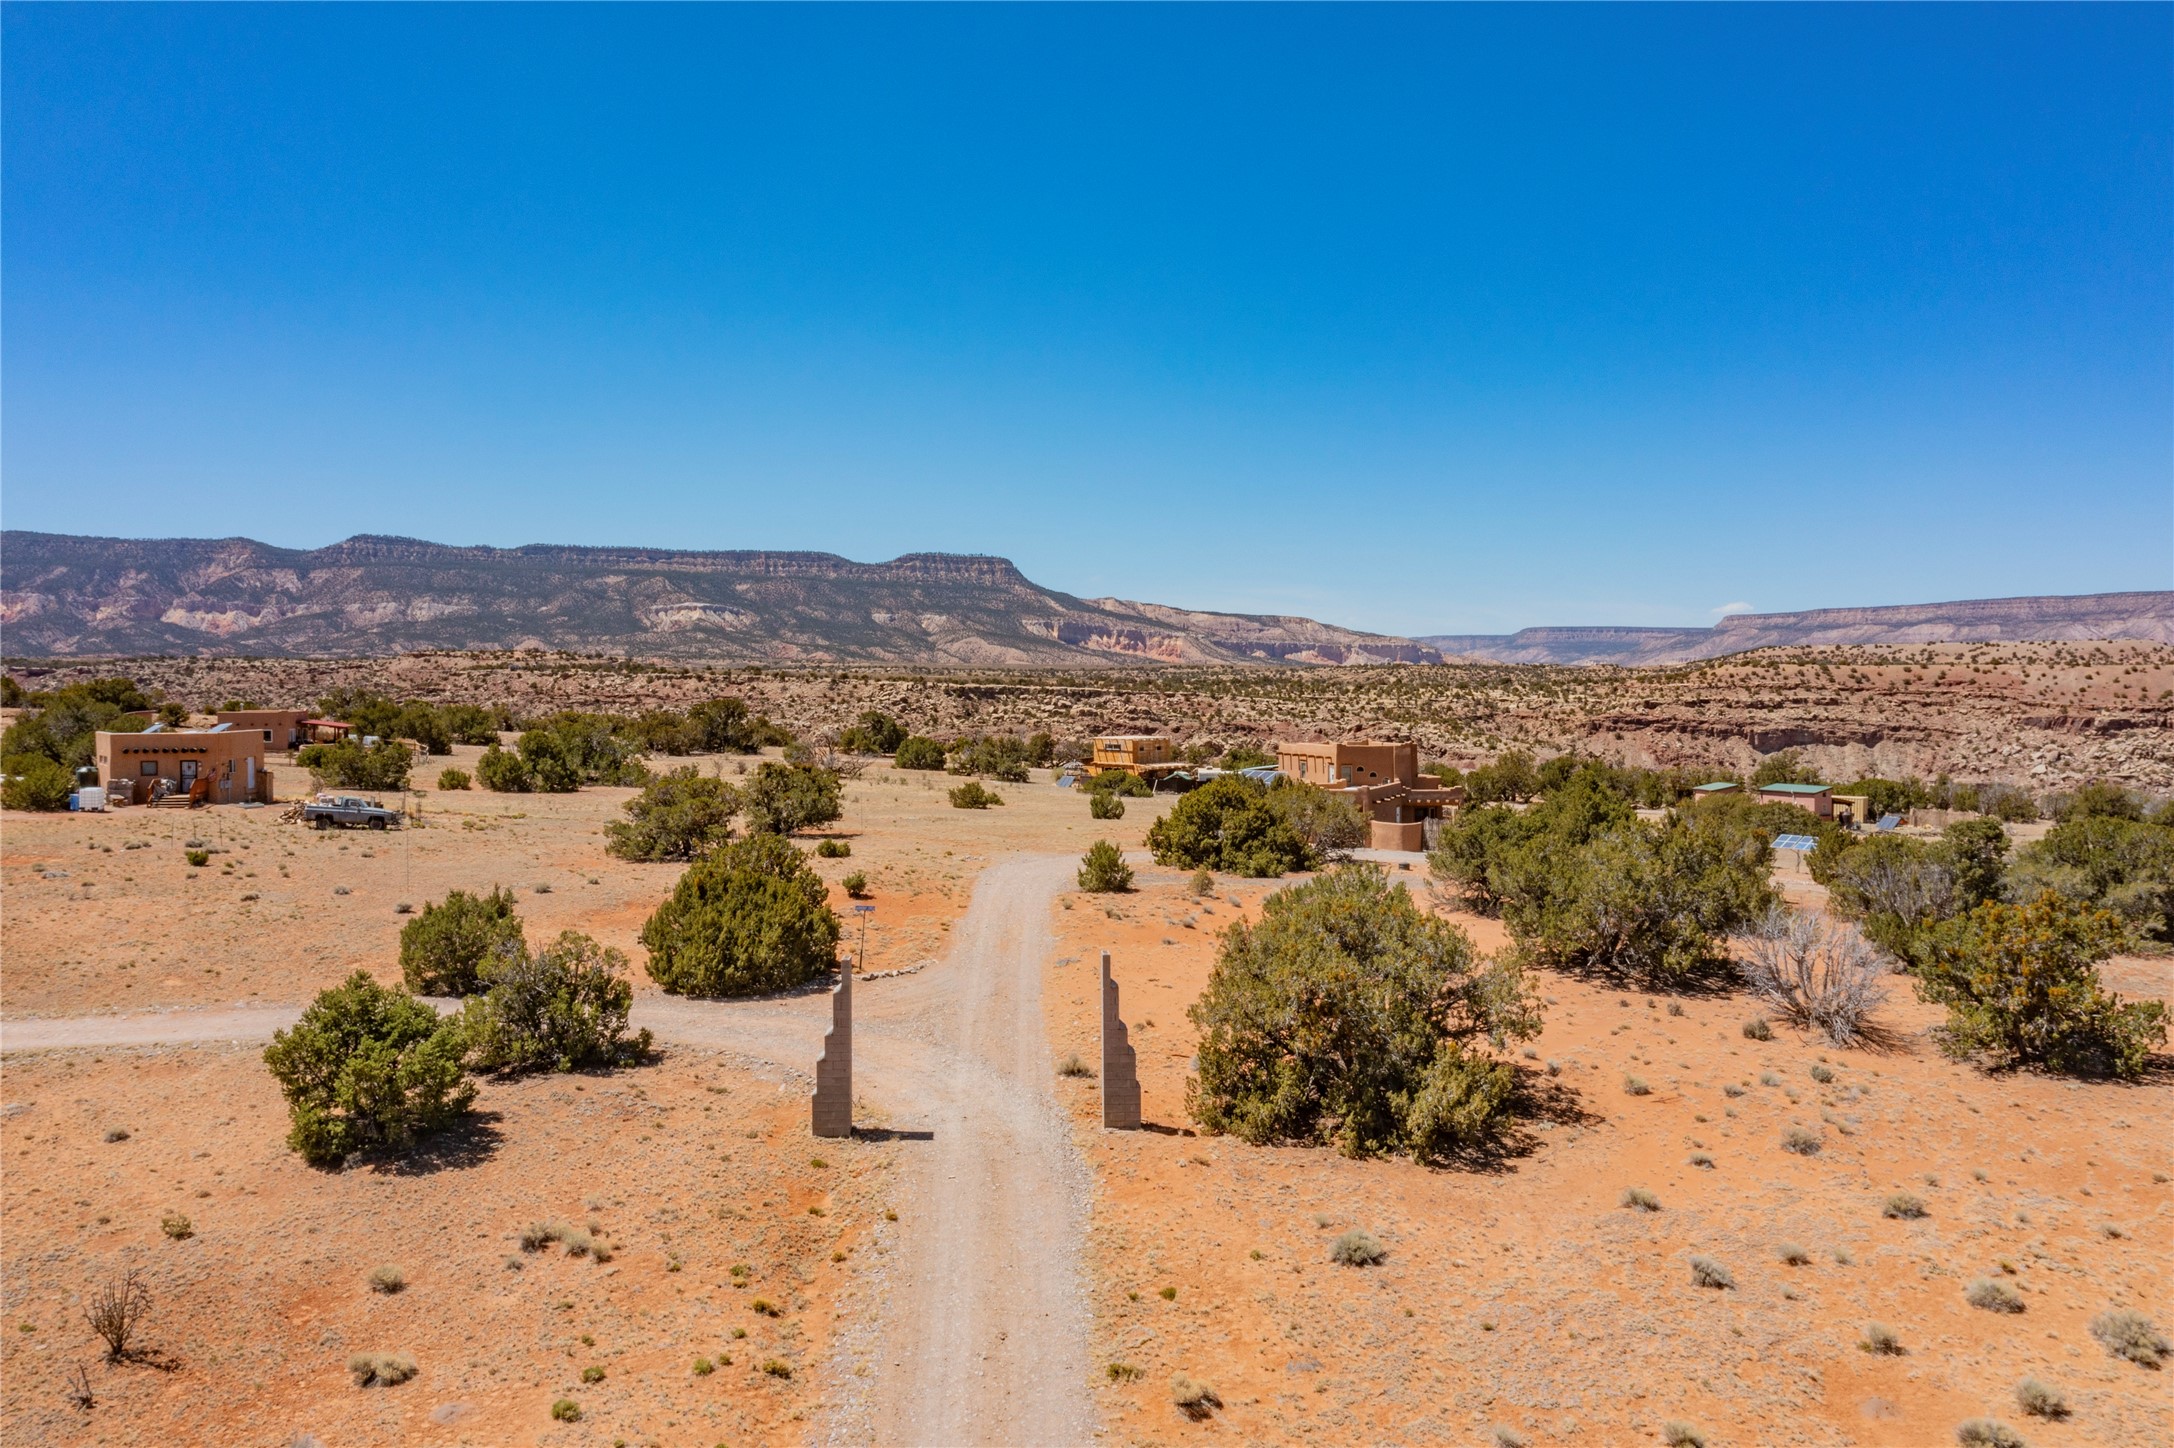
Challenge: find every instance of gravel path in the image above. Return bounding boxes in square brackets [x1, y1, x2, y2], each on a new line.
[0, 851, 1099, 1447]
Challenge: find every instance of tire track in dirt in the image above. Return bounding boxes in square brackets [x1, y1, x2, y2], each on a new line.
[1, 851, 1098, 1447]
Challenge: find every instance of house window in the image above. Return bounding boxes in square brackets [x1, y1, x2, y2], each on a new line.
[140, 761, 158, 776]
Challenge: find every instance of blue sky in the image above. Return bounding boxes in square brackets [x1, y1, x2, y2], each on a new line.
[4, 5, 2168, 636]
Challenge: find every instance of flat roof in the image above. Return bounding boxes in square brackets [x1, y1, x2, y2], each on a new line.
[1757, 782, 1831, 795]
[1691, 782, 1740, 792]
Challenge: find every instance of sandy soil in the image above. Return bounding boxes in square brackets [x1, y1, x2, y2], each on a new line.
[1043, 864, 2174, 1447]
[8, 749, 2171, 1447]
[2, 768, 1148, 1444]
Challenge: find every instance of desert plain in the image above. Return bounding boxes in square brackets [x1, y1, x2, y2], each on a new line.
[1, 648, 2169, 1448]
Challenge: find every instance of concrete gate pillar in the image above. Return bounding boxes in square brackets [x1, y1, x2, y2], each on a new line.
[811, 957, 853, 1138]
[1100, 950, 1141, 1130]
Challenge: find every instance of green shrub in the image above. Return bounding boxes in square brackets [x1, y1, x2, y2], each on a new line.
[465, 931, 651, 1074]
[893, 736, 947, 771]
[1499, 807, 1775, 982]
[262, 971, 476, 1167]
[184, 848, 210, 868]
[1918, 893, 2165, 1078]
[513, 713, 650, 791]
[641, 832, 840, 997]
[837, 710, 906, 755]
[1089, 791, 1125, 820]
[399, 887, 526, 996]
[2012, 815, 2174, 940]
[476, 743, 532, 792]
[949, 781, 1003, 809]
[1, 677, 157, 770]
[1147, 776, 1314, 878]
[2, 754, 74, 812]
[436, 767, 472, 791]
[842, 871, 869, 898]
[1077, 841, 1134, 893]
[1187, 865, 1537, 1161]
[947, 734, 1034, 782]
[743, 762, 843, 835]
[815, 839, 850, 858]
[1087, 769, 1152, 799]
[550, 1397, 581, 1422]
[604, 767, 741, 861]
[298, 738, 413, 791]
[1267, 783, 1368, 862]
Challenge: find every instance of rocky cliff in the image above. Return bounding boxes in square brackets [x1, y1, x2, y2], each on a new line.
[0, 532, 1446, 667]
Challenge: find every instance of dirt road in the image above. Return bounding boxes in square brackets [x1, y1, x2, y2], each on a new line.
[0, 852, 1097, 1447]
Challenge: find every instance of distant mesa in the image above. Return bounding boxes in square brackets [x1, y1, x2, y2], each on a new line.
[0, 531, 1445, 666]
[1419, 592, 2174, 666]
[2, 530, 2161, 667]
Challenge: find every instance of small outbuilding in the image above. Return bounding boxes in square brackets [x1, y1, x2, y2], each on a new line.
[1090, 735, 1179, 781]
[1690, 781, 1742, 802]
[1755, 782, 1833, 819]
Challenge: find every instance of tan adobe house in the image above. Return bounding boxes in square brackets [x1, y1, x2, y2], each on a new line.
[214, 708, 313, 751]
[1275, 739, 1464, 850]
[95, 725, 275, 805]
[1090, 735, 1178, 780]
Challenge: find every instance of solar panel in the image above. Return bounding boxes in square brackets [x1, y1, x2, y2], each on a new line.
[1772, 833, 1818, 852]
[1875, 814, 1902, 831]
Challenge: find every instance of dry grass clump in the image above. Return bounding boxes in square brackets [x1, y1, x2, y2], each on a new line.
[348, 1351, 417, 1387]
[1741, 1017, 1773, 1041]
[368, 1265, 406, 1294]
[1777, 1242, 1811, 1266]
[1330, 1229, 1386, 1265]
[550, 1397, 581, 1421]
[1170, 1372, 1222, 1419]
[1954, 1420, 2025, 1448]
[1056, 1052, 1095, 1078]
[761, 1358, 793, 1378]
[1623, 1074, 1652, 1096]
[1965, 1277, 2026, 1314]
[1688, 1255, 1734, 1290]
[1781, 1126, 1823, 1156]
[1883, 1193, 1928, 1219]
[1662, 1423, 1708, 1448]
[2089, 1308, 2169, 1366]
[103, 1128, 130, 1143]
[1736, 905, 1888, 1046]
[160, 1212, 193, 1240]
[1106, 1361, 1143, 1382]
[1487, 1428, 1529, 1448]
[2013, 1376, 2068, 1419]
[1860, 1322, 1904, 1355]
[750, 1297, 782, 1317]
[1620, 1187, 1661, 1212]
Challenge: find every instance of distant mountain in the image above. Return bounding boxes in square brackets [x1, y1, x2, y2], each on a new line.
[1419, 592, 2174, 665]
[0, 532, 1445, 666]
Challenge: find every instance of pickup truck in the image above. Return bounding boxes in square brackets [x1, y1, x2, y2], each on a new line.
[301, 793, 403, 830]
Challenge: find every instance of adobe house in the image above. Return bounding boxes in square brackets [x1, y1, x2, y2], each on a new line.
[1689, 781, 1742, 802]
[214, 708, 312, 751]
[1755, 781, 1834, 819]
[1275, 739, 1465, 851]
[95, 725, 274, 806]
[1090, 735, 1178, 781]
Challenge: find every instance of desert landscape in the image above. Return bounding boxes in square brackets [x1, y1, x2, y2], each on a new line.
[3, 695, 2169, 1447]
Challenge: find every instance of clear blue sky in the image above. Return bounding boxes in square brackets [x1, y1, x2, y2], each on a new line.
[4, 5, 2168, 636]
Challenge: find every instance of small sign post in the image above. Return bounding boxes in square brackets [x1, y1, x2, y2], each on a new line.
[852, 904, 874, 971]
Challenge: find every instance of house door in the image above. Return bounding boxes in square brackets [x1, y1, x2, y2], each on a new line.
[179, 760, 198, 789]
